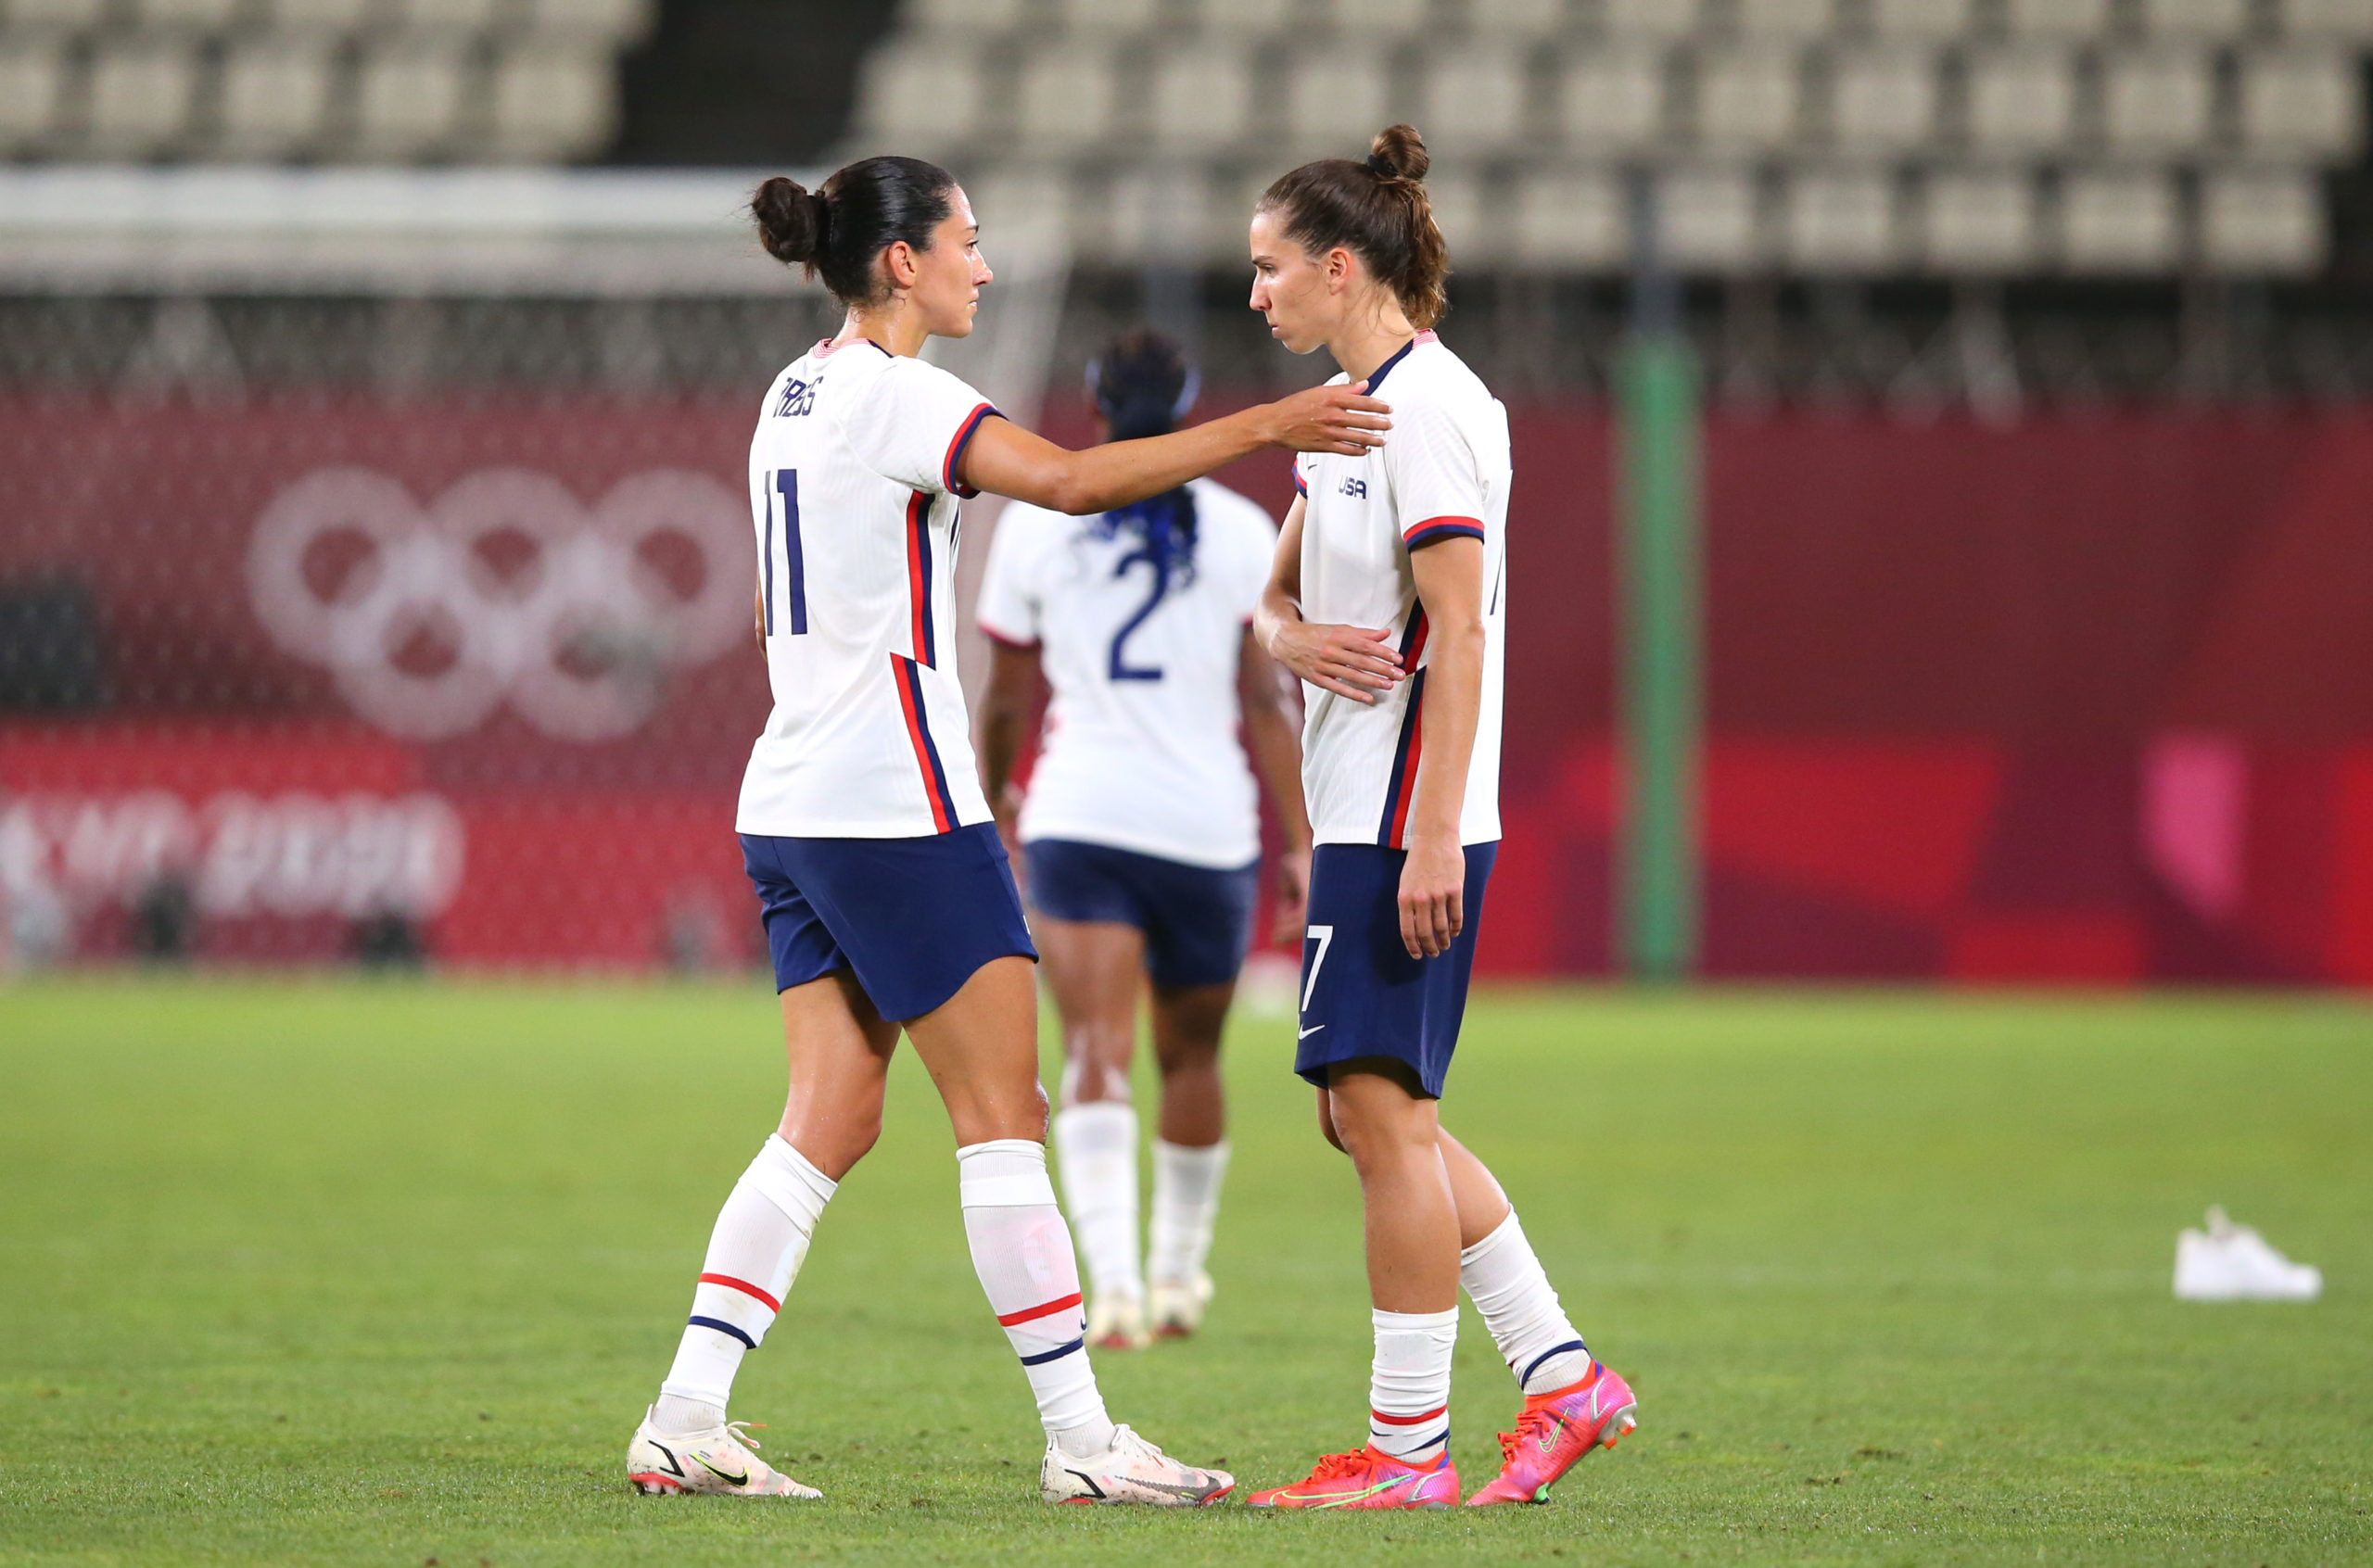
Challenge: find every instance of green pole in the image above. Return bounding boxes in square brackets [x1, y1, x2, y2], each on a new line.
[1615, 178, 1703, 981]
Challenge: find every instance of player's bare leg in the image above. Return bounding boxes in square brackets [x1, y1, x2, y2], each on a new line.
[1250, 1061, 1462, 1508]
[1145, 980, 1230, 1336]
[1035, 917, 1153, 1347]
[905, 955, 1231, 1505]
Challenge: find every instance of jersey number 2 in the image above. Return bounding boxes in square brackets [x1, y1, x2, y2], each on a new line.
[1107, 548, 1168, 682]
[767, 469, 807, 636]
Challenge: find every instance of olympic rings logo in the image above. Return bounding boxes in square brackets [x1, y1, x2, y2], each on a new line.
[247, 467, 750, 741]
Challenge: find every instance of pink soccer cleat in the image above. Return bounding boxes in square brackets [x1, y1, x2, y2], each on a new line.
[1246, 1446, 1460, 1510]
[1465, 1362, 1638, 1506]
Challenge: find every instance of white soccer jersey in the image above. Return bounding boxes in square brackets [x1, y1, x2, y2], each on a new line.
[735, 337, 1002, 839]
[1292, 330, 1508, 849]
[976, 477, 1278, 869]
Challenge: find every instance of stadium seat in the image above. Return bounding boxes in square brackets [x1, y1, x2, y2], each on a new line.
[1467, 0, 1566, 41]
[1284, 49, 1391, 155]
[852, 41, 987, 156]
[1828, 45, 1940, 153]
[1921, 168, 2039, 271]
[489, 40, 616, 160]
[130, 0, 239, 30]
[2278, 0, 2373, 41]
[2199, 167, 2326, 272]
[1423, 166, 1490, 252]
[82, 37, 198, 156]
[1055, 0, 1161, 35]
[351, 39, 467, 158]
[0, 39, 65, 150]
[1315, 0, 1432, 38]
[1692, 46, 1803, 152]
[266, 0, 376, 37]
[2237, 50, 2363, 158]
[1102, 165, 1213, 264]
[1148, 46, 1253, 154]
[1193, 0, 1289, 39]
[1656, 165, 1763, 271]
[2002, 0, 2111, 40]
[902, 0, 1027, 38]
[2100, 47, 2214, 154]
[1783, 167, 1900, 271]
[387, 0, 504, 36]
[519, 0, 654, 47]
[1511, 167, 1628, 269]
[1555, 45, 1667, 153]
[216, 37, 335, 156]
[1016, 42, 1119, 153]
[2059, 168, 2180, 272]
[1600, 0, 1700, 44]
[4, 0, 106, 33]
[1869, 0, 1971, 43]
[1963, 47, 2077, 157]
[2138, 0, 2252, 41]
[1419, 45, 1531, 158]
[1735, 0, 1836, 41]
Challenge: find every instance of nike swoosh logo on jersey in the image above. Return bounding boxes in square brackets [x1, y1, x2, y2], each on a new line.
[692, 1453, 750, 1486]
[1299, 1025, 1326, 1039]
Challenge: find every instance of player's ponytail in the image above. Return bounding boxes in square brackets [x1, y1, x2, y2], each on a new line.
[751, 156, 958, 308]
[1087, 329, 1201, 584]
[1259, 123, 1451, 330]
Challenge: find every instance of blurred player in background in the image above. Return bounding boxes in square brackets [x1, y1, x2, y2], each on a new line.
[624, 152, 1390, 1507]
[975, 330, 1312, 1352]
[1239, 128, 1640, 1511]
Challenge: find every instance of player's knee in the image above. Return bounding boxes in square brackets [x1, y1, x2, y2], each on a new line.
[1314, 1094, 1349, 1155]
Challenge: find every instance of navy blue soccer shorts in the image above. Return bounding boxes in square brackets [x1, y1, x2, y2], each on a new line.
[741, 822, 1038, 1023]
[1022, 838, 1259, 992]
[1292, 841, 1499, 1100]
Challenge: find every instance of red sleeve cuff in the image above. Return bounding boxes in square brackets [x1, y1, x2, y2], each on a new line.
[943, 403, 1002, 498]
[1402, 516, 1485, 550]
[978, 622, 1041, 652]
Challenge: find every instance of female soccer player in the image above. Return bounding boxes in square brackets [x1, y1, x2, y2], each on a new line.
[622, 155, 1389, 1506]
[975, 330, 1313, 1352]
[1238, 127, 1640, 1511]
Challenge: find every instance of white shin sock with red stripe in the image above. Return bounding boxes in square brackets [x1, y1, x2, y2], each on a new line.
[958, 1139, 1117, 1460]
[1460, 1211, 1593, 1396]
[1367, 1307, 1458, 1464]
[654, 1134, 836, 1434]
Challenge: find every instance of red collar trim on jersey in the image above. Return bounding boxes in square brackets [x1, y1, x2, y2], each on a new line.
[1364, 332, 1430, 396]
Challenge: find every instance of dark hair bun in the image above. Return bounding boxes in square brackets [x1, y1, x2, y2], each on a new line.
[753, 175, 829, 266]
[1366, 124, 1429, 183]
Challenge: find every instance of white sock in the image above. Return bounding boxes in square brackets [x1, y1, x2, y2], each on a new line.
[1366, 1307, 1457, 1464]
[958, 1139, 1117, 1460]
[1051, 1102, 1142, 1304]
[1460, 1211, 1592, 1396]
[654, 1134, 837, 1433]
[1148, 1138, 1229, 1286]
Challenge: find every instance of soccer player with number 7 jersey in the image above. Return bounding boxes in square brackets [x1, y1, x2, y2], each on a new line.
[1242, 126, 1641, 1511]
[622, 152, 1390, 1507]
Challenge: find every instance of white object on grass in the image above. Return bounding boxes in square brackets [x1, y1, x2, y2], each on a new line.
[2174, 1207, 2322, 1301]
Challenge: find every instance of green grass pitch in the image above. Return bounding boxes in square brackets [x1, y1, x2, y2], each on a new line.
[1, 978, 2367, 1566]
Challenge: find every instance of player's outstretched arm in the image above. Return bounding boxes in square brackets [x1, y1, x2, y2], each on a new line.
[1397, 535, 1486, 961]
[958, 386, 1390, 517]
[1237, 625, 1313, 941]
[1254, 496, 1405, 705]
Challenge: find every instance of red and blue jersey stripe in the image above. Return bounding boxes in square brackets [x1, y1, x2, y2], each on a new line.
[891, 653, 961, 833]
[905, 490, 936, 668]
[1403, 513, 1485, 551]
[1377, 609, 1432, 848]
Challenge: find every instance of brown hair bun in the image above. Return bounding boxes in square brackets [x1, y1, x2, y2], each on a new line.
[753, 176, 829, 266]
[1365, 123, 1430, 183]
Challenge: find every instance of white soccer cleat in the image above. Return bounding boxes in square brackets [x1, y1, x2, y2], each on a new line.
[1147, 1272, 1213, 1339]
[626, 1407, 822, 1498]
[2175, 1207, 2322, 1302]
[1087, 1291, 1151, 1351]
[1039, 1424, 1235, 1506]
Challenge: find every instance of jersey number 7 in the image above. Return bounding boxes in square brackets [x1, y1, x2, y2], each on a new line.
[766, 469, 807, 637]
